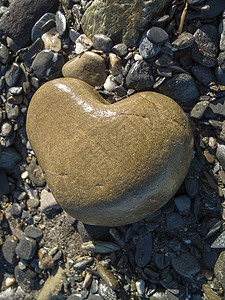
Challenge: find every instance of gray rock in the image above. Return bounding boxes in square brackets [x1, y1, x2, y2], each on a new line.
[158, 73, 199, 105]
[191, 65, 213, 86]
[112, 43, 128, 58]
[27, 198, 40, 209]
[24, 225, 43, 240]
[98, 282, 117, 300]
[0, 43, 9, 64]
[216, 144, 225, 170]
[126, 61, 154, 91]
[5, 63, 21, 87]
[81, 0, 170, 47]
[2, 235, 17, 264]
[219, 19, 225, 51]
[146, 26, 169, 45]
[1, 120, 13, 137]
[192, 25, 219, 67]
[205, 98, 225, 118]
[172, 253, 200, 277]
[139, 31, 161, 59]
[40, 189, 60, 212]
[172, 32, 194, 50]
[5, 102, 20, 119]
[191, 101, 210, 119]
[14, 266, 39, 293]
[31, 12, 56, 42]
[16, 236, 37, 260]
[135, 231, 152, 268]
[218, 52, 225, 71]
[154, 253, 170, 270]
[174, 195, 191, 213]
[93, 34, 113, 52]
[22, 38, 44, 67]
[211, 231, 225, 248]
[55, 10, 67, 36]
[69, 29, 80, 43]
[0, 0, 57, 48]
[28, 156, 45, 187]
[166, 212, 184, 230]
[11, 203, 22, 217]
[215, 66, 225, 85]
[32, 50, 64, 80]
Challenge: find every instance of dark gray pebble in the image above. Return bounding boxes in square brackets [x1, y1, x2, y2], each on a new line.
[220, 19, 225, 51]
[185, 176, 199, 198]
[166, 213, 184, 230]
[126, 61, 154, 91]
[216, 144, 225, 170]
[31, 12, 56, 42]
[205, 97, 225, 118]
[2, 235, 17, 264]
[5, 63, 21, 87]
[0, 147, 21, 173]
[24, 225, 43, 240]
[22, 38, 44, 67]
[16, 236, 37, 260]
[174, 195, 191, 213]
[192, 25, 219, 67]
[0, 0, 57, 48]
[11, 203, 22, 217]
[139, 32, 161, 59]
[146, 26, 169, 45]
[74, 257, 94, 272]
[69, 29, 80, 43]
[172, 32, 194, 50]
[32, 50, 64, 80]
[98, 282, 117, 300]
[0, 169, 9, 194]
[171, 253, 200, 277]
[155, 253, 170, 270]
[55, 10, 67, 36]
[112, 43, 128, 58]
[135, 231, 152, 268]
[191, 101, 210, 119]
[191, 65, 213, 86]
[90, 278, 99, 294]
[158, 73, 199, 105]
[14, 266, 39, 293]
[215, 66, 225, 85]
[0, 43, 9, 64]
[93, 34, 113, 52]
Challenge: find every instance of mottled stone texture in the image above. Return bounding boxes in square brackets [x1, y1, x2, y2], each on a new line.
[81, 0, 170, 47]
[0, 0, 58, 48]
[26, 78, 193, 226]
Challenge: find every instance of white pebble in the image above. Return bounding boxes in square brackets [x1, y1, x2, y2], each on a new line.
[104, 75, 118, 91]
[21, 171, 29, 180]
[136, 279, 145, 295]
[134, 53, 143, 61]
[5, 277, 15, 287]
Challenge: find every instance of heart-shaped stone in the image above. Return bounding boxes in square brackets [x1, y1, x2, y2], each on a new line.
[26, 78, 193, 226]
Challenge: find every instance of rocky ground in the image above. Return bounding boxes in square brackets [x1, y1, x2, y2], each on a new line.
[1, 0, 225, 299]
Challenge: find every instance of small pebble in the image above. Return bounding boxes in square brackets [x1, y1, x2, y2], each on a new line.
[97, 264, 120, 290]
[16, 236, 37, 260]
[75, 34, 93, 54]
[139, 32, 161, 59]
[41, 27, 61, 52]
[55, 10, 67, 36]
[146, 26, 169, 45]
[172, 32, 194, 50]
[174, 195, 191, 213]
[104, 75, 119, 91]
[92, 34, 113, 52]
[191, 101, 210, 119]
[31, 13, 56, 42]
[136, 279, 145, 295]
[108, 53, 122, 76]
[112, 43, 128, 58]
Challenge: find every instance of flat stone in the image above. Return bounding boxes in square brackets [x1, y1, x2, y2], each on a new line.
[216, 144, 225, 170]
[166, 212, 184, 230]
[93, 34, 113, 52]
[125, 61, 154, 91]
[14, 266, 39, 293]
[174, 195, 191, 213]
[219, 19, 225, 51]
[5, 63, 21, 87]
[139, 31, 161, 59]
[158, 73, 199, 105]
[0, 0, 57, 49]
[31, 13, 56, 42]
[40, 189, 60, 212]
[146, 26, 169, 45]
[172, 32, 194, 50]
[190, 101, 210, 119]
[55, 10, 66, 36]
[215, 66, 225, 85]
[172, 253, 200, 277]
[62, 51, 107, 87]
[192, 25, 219, 67]
[191, 65, 213, 86]
[26, 78, 194, 226]
[16, 236, 37, 260]
[112, 43, 128, 58]
[24, 225, 43, 240]
[135, 231, 152, 268]
[211, 231, 225, 248]
[205, 97, 225, 118]
[81, 0, 170, 47]
[2, 235, 17, 264]
[214, 251, 225, 290]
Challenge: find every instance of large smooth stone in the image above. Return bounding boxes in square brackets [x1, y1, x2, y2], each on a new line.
[62, 51, 107, 87]
[26, 78, 193, 226]
[81, 0, 170, 47]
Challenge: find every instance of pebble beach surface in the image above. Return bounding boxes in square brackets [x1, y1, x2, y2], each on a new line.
[1, 0, 225, 299]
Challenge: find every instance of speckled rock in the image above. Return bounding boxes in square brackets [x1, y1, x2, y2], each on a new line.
[214, 251, 225, 290]
[0, 0, 58, 49]
[26, 78, 193, 226]
[81, 0, 170, 47]
[62, 51, 107, 87]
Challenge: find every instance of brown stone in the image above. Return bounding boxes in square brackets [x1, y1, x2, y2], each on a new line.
[26, 78, 193, 226]
[62, 51, 107, 87]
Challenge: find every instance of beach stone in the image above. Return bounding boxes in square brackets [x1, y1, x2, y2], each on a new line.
[81, 0, 170, 47]
[0, 43, 9, 64]
[55, 10, 67, 36]
[190, 101, 210, 119]
[40, 189, 60, 212]
[174, 195, 191, 213]
[5, 63, 21, 87]
[214, 251, 225, 290]
[2, 235, 17, 264]
[126, 61, 154, 91]
[192, 25, 219, 67]
[215, 66, 225, 85]
[41, 27, 61, 52]
[112, 43, 128, 58]
[172, 32, 194, 50]
[191, 65, 213, 86]
[93, 34, 113, 52]
[26, 78, 194, 226]
[216, 144, 225, 170]
[220, 19, 225, 51]
[62, 51, 107, 87]
[205, 97, 225, 118]
[146, 27, 169, 45]
[139, 31, 161, 59]
[218, 52, 225, 71]
[172, 253, 200, 277]
[16, 236, 37, 260]
[135, 231, 152, 268]
[14, 266, 39, 293]
[75, 34, 93, 54]
[28, 156, 45, 187]
[31, 13, 56, 42]
[166, 212, 184, 230]
[98, 282, 117, 300]
[0, 0, 57, 49]
[24, 225, 43, 240]
[158, 73, 199, 105]
[211, 231, 225, 248]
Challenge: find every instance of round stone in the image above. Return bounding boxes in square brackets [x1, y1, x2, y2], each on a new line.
[62, 51, 107, 87]
[139, 32, 161, 59]
[146, 26, 169, 45]
[55, 10, 67, 36]
[92, 34, 113, 52]
[26, 78, 194, 226]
